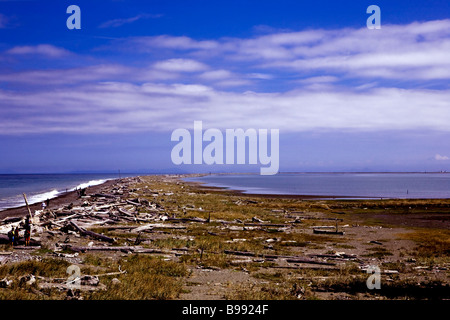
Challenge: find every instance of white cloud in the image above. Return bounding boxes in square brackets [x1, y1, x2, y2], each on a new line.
[153, 59, 209, 72]
[435, 154, 449, 161]
[99, 13, 162, 28]
[123, 19, 450, 81]
[197, 69, 254, 87]
[129, 35, 218, 51]
[199, 69, 233, 80]
[0, 64, 132, 85]
[6, 44, 70, 58]
[0, 63, 187, 85]
[1, 82, 449, 134]
[298, 76, 339, 84]
[247, 73, 272, 80]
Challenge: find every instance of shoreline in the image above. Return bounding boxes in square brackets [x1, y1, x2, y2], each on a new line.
[0, 178, 121, 221]
[2, 173, 447, 230]
[182, 177, 450, 201]
[3, 173, 450, 221]
[183, 180, 373, 200]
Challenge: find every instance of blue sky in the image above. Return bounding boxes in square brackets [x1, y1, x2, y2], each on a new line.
[0, 0, 449, 173]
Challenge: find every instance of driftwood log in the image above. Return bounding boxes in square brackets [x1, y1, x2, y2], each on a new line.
[285, 258, 336, 266]
[244, 223, 288, 228]
[117, 207, 135, 217]
[313, 229, 344, 235]
[223, 249, 336, 266]
[1, 217, 22, 224]
[66, 245, 136, 253]
[64, 245, 168, 255]
[92, 193, 117, 199]
[126, 200, 141, 206]
[167, 217, 209, 223]
[308, 253, 357, 260]
[132, 223, 186, 231]
[69, 221, 114, 243]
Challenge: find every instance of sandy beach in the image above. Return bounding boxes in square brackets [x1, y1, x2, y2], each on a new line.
[0, 179, 120, 221]
[0, 174, 448, 300]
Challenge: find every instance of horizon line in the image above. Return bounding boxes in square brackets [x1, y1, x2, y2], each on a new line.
[0, 171, 448, 175]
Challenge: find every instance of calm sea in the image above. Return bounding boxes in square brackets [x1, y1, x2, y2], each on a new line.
[0, 173, 139, 211]
[184, 173, 450, 199]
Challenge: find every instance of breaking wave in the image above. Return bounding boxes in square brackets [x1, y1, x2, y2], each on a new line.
[69, 179, 109, 191]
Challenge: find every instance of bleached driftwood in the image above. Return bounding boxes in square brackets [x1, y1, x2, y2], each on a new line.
[131, 223, 186, 231]
[167, 216, 209, 223]
[69, 221, 114, 243]
[65, 245, 139, 253]
[313, 229, 344, 235]
[117, 207, 135, 217]
[223, 250, 337, 266]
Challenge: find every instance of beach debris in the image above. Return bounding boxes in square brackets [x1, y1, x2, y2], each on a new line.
[80, 275, 100, 286]
[67, 221, 115, 243]
[308, 252, 358, 261]
[0, 277, 13, 288]
[66, 289, 83, 300]
[244, 222, 288, 228]
[313, 220, 344, 235]
[359, 266, 399, 274]
[63, 244, 137, 253]
[0, 217, 22, 225]
[252, 216, 265, 223]
[313, 229, 344, 235]
[19, 274, 36, 287]
[53, 251, 79, 258]
[22, 193, 33, 219]
[117, 207, 136, 218]
[223, 249, 337, 266]
[225, 238, 247, 243]
[168, 215, 210, 223]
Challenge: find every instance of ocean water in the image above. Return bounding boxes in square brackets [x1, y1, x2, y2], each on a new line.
[184, 173, 450, 199]
[0, 173, 139, 211]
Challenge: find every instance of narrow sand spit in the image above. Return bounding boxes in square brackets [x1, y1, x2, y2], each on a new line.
[0, 175, 448, 300]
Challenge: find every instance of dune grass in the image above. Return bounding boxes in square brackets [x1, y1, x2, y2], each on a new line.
[86, 255, 188, 300]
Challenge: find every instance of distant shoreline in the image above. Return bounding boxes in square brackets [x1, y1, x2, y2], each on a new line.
[183, 179, 374, 200]
[182, 172, 450, 200]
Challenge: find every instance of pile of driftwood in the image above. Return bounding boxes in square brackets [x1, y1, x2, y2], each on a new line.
[0, 178, 171, 251]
